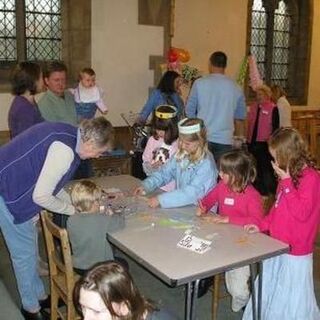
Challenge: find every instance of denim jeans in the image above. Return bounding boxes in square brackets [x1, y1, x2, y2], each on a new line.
[0, 196, 45, 311]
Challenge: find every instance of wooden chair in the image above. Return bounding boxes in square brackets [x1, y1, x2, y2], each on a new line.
[40, 210, 80, 320]
[310, 117, 320, 164]
[211, 274, 229, 320]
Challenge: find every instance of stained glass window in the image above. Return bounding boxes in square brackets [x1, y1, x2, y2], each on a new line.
[0, 0, 17, 61]
[250, 0, 291, 91]
[0, 0, 61, 62]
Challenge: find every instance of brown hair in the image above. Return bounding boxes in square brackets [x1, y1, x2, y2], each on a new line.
[80, 67, 96, 78]
[11, 61, 41, 95]
[268, 127, 317, 188]
[151, 105, 178, 145]
[71, 180, 102, 213]
[176, 118, 208, 163]
[43, 61, 67, 78]
[219, 150, 257, 192]
[79, 116, 114, 149]
[256, 84, 272, 99]
[271, 84, 287, 102]
[74, 261, 156, 319]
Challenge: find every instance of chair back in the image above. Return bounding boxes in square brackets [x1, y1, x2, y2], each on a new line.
[41, 210, 79, 320]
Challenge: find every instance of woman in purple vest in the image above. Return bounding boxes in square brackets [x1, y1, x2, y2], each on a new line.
[247, 84, 279, 196]
[8, 61, 44, 138]
[0, 117, 114, 320]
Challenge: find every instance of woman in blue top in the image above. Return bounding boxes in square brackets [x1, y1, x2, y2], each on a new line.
[138, 71, 184, 124]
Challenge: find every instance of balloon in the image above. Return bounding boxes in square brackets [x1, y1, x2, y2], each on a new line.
[168, 48, 179, 63]
[177, 49, 190, 63]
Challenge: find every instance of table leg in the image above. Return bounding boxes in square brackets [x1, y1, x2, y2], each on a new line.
[185, 280, 199, 320]
[258, 261, 263, 320]
[249, 264, 257, 320]
[191, 279, 200, 320]
[185, 282, 193, 320]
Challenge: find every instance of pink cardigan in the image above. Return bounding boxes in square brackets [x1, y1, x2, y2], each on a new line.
[259, 167, 320, 255]
[200, 181, 264, 226]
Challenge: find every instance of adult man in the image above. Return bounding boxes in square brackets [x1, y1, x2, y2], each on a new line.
[38, 61, 77, 126]
[0, 117, 114, 320]
[186, 51, 246, 164]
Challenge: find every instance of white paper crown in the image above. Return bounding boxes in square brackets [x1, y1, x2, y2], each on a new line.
[155, 105, 178, 119]
[178, 118, 201, 134]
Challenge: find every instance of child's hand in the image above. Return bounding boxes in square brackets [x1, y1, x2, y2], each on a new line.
[148, 196, 159, 208]
[211, 215, 229, 224]
[271, 161, 290, 180]
[244, 224, 260, 233]
[151, 161, 162, 169]
[196, 200, 206, 216]
[133, 186, 146, 196]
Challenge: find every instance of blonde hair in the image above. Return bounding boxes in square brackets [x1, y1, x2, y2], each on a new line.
[71, 180, 102, 213]
[175, 118, 208, 163]
[268, 127, 317, 188]
[256, 84, 272, 99]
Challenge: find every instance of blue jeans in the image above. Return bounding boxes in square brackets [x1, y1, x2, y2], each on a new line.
[0, 196, 45, 311]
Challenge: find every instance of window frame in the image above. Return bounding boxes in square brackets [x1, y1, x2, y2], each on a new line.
[246, 0, 313, 105]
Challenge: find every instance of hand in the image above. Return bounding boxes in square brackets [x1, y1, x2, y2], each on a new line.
[271, 161, 290, 180]
[151, 161, 162, 169]
[133, 186, 146, 196]
[244, 224, 260, 233]
[196, 200, 206, 217]
[210, 215, 229, 224]
[148, 197, 160, 208]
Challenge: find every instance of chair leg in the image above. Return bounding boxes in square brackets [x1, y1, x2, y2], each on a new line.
[51, 284, 58, 320]
[212, 274, 220, 320]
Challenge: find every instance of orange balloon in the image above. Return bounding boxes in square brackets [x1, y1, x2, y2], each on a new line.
[177, 48, 190, 63]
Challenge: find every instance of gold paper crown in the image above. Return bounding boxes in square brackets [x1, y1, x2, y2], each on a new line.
[155, 105, 178, 119]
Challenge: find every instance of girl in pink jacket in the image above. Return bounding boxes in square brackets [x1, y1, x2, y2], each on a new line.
[197, 149, 264, 312]
[243, 127, 320, 320]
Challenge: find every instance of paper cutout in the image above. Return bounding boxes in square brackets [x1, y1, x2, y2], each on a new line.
[177, 234, 212, 254]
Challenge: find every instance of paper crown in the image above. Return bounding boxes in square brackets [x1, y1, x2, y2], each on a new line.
[155, 105, 178, 119]
[178, 118, 201, 134]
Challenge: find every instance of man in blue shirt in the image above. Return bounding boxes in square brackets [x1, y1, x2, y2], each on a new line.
[186, 51, 246, 164]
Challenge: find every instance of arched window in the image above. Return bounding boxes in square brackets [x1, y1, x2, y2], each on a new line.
[247, 0, 312, 104]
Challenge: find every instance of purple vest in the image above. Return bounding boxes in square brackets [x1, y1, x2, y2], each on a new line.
[0, 122, 80, 223]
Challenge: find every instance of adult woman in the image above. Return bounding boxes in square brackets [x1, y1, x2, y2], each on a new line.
[247, 85, 279, 196]
[271, 84, 291, 127]
[0, 117, 114, 320]
[74, 261, 176, 320]
[138, 71, 184, 124]
[8, 61, 44, 138]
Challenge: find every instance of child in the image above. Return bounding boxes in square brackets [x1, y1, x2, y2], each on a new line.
[243, 127, 320, 320]
[135, 118, 218, 208]
[74, 261, 178, 319]
[70, 67, 108, 122]
[197, 150, 264, 312]
[67, 180, 124, 274]
[142, 104, 179, 192]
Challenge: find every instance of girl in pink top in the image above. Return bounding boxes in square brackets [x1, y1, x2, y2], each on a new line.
[197, 149, 264, 312]
[142, 105, 179, 191]
[243, 127, 320, 320]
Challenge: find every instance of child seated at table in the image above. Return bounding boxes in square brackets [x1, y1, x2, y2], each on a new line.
[135, 118, 218, 208]
[67, 180, 125, 274]
[196, 149, 264, 312]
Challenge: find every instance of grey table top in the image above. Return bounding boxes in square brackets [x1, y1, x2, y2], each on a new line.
[95, 175, 289, 286]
